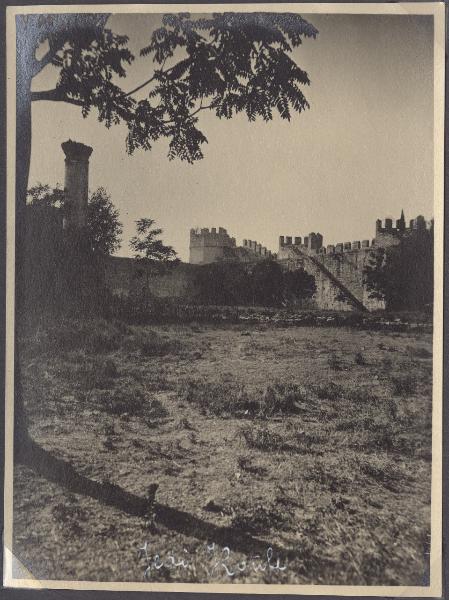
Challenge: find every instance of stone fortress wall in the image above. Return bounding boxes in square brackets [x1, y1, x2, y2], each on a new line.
[274, 211, 430, 311]
[189, 227, 274, 264]
[56, 139, 431, 312]
[189, 212, 431, 311]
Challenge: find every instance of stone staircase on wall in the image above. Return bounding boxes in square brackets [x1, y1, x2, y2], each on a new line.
[281, 246, 369, 312]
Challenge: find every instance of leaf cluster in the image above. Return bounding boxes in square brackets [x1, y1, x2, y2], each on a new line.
[22, 13, 134, 127]
[87, 187, 123, 254]
[24, 12, 318, 164]
[27, 183, 123, 255]
[127, 12, 318, 161]
[129, 218, 177, 263]
[194, 259, 316, 307]
[363, 226, 434, 311]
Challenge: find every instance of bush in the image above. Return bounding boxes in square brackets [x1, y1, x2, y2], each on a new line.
[358, 455, 413, 492]
[328, 354, 343, 370]
[354, 352, 367, 366]
[92, 384, 146, 416]
[391, 374, 417, 396]
[347, 387, 378, 403]
[179, 381, 311, 418]
[138, 330, 182, 357]
[262, 383, 312, 416]
[39, 319, 124, 355]
[102, 358, 119, 379]
[240, 426, 285, 451]
[408, 346, 432, 359]
[179, 381, 252, 417]
[316, 382, 345, 400]
[89, 381, 167, 419]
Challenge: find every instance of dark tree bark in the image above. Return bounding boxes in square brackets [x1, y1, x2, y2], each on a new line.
[14, 28, 34, 460]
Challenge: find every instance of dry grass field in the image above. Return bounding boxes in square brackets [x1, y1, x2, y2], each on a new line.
[13, 318, 433, 585]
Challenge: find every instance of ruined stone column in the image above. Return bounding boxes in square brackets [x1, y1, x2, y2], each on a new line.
[61, 140, 93, 229]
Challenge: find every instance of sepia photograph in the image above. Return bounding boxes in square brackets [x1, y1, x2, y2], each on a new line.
[3, 2, 444, 595]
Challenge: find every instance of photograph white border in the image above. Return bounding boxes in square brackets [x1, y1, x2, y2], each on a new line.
[4, 3, 445, 595]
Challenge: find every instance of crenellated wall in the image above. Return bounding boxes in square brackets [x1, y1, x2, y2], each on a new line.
[276, 213, 430, 311]
[189, 227, 237, 264]
[54, 141, 430, 313]
[189, 227, 274, 264]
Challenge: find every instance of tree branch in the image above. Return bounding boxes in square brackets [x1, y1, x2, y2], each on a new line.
[124, 75, 157, 98]
[161, 102, 213, 125]
[124, 64, 175, 98]
[31, 48, 56, 78]
[31, 88, 84, 107]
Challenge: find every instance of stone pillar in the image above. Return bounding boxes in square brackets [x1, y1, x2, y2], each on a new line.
[62, 140, 93, 229]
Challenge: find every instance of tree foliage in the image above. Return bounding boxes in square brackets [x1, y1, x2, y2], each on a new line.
[364, 226, 434, 311]
[129, 218, 177, 263]
[283, 267, 316, 303]
[194, 262, 250, 305]
[26, 183, 65, 208]
[87, 188, 123, 255]
[22, 12, 318, 169]
[20, 14, 134, 124]
[27, 184, 123, 255]
[251, 259, 285, 306]
[194, 260, 316, 307]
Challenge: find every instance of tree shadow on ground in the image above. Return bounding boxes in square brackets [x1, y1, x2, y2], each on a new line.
[16, 438, 292, 560]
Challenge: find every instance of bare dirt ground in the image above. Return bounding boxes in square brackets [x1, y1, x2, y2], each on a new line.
[13, 319, 432, 585]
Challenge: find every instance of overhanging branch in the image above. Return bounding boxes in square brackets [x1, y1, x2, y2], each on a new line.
[31, 89, 84, 107]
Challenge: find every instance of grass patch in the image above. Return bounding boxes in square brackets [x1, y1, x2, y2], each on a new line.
[89, 381, 168, 419]
[354, 352, 367, 366]
[231, 502, 291, 535]
[35, 319, 129, 355]
[407, 346, 432, 359]
[358, 455, 414, 492]
[240, 426, 285, 451]
[137, 330, 183, 357]
[179, 381, 312, 418]
[316, 381, 345, 400]
[391, 374, 417, 396]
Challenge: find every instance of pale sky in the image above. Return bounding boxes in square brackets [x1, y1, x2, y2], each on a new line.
[29, 12, 434, 261]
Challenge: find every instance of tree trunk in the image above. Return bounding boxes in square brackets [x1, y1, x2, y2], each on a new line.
[14, 49, 33, 460]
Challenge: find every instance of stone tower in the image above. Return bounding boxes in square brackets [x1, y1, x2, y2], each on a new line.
[189, 227, 236, 264]
[61, 140, 93, 229]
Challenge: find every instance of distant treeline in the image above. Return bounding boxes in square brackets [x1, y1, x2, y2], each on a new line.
[192, 260, 316, 307]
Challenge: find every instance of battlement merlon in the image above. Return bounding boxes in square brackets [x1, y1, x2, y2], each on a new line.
[373, 211, 433, 238]
[189, 226, 236, 247]
[278, 232, 323, 251]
